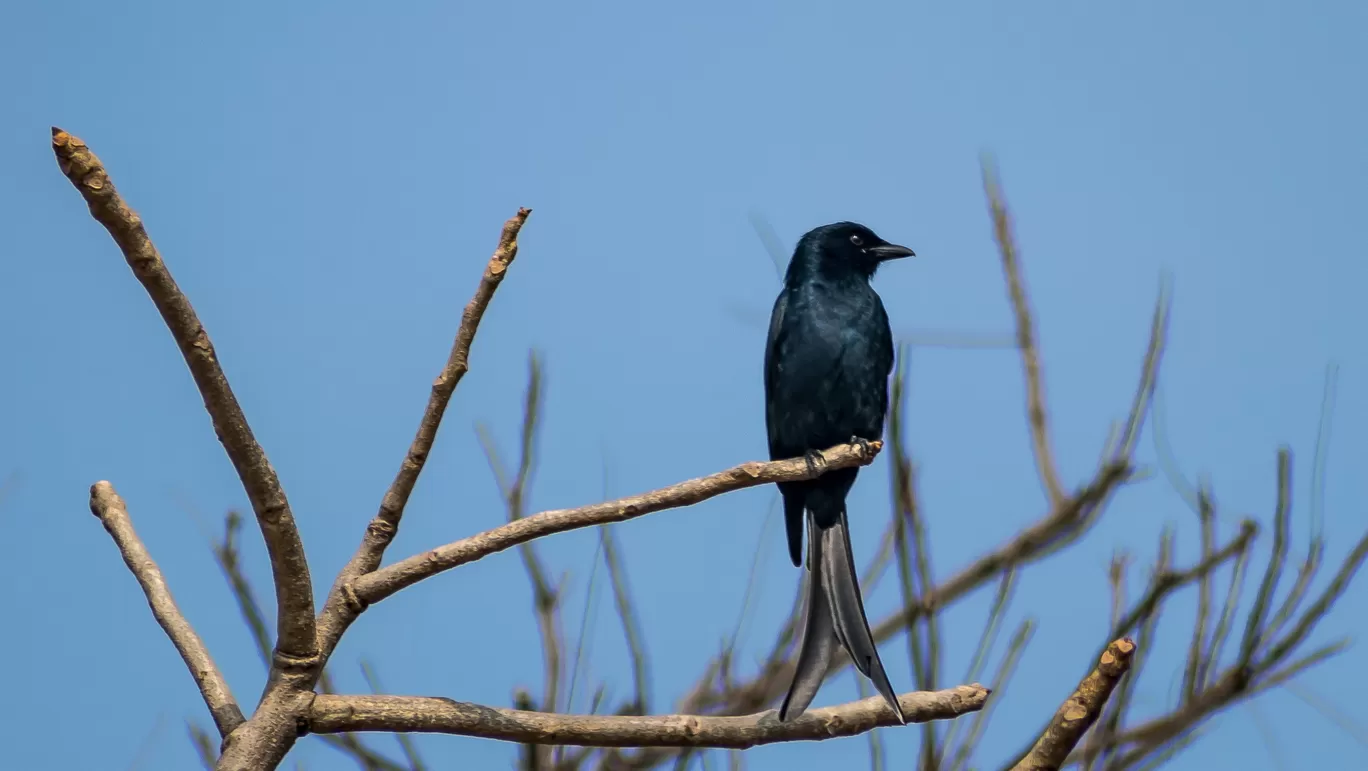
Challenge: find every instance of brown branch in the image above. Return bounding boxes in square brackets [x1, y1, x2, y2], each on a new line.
[212, 512, 273, 666]
[1106, 519, 1257, 642]
[982, 159, 1065, 506]
[89, 482, 244, 737]
[207, 512, 412, 771]
[1059, 447, 1366, 770]
[1012, 639, 1136, 771]
[1237, 449, 1291, 667]
[479, 351, 565, 769]
[308, 685, 989, 748]
[887, 348, 941, 769]
[347, 441, 883, 610]
[941, 567, 1016, 767]
[946, 618, 1034, 771]
[1182, 487, 1216, 699]
[316, 207, 532, 658]
[601, 525, 651, 715]
[53, 128, 317, 663]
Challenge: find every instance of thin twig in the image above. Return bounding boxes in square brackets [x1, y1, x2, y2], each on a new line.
[947, 619, 1033, 771]
[53, 128, 317, 663]
[1237, 450, 1291, 666]
[1200, 536, 1250, 689]
[89, 482, 244, 736]
[982, 158, 1065, 506]
[1182, 487, 1216, 702]
[317, 207, 532, 657]
[189, 723, 219, 771]
[601, 524, 651, 715]
[348, 441, 884, 609]
[941, 567, 1017, 764]
[479, 351, 565, 767]
[1106, 520, 1257, 643]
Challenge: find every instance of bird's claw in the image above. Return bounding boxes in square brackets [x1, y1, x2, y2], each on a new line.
[803, 449, 827, 478]
[849, 435, 873, 458]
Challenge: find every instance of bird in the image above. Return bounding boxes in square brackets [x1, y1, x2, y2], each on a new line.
[763, 221, 915, 723]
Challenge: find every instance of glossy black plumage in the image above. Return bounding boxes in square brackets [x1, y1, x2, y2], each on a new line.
[763, 221, 914, 723]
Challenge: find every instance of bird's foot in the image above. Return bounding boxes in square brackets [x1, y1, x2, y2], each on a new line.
[803, 449, 827, 478]
[848, 435, 874, 458]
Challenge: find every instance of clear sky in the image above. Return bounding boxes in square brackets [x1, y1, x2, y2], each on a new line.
[2, 2, 1365, 769]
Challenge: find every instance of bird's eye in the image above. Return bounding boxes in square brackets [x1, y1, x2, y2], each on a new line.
[849, 234, 864, 247]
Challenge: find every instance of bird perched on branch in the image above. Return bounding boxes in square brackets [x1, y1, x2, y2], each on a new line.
[763, 221, 915, 722]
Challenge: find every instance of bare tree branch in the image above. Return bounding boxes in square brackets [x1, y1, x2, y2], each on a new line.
[947, 619, 1034, 771]
[53, 128, 317, 665]
[1012, 638, 1135, 771]
[941, 567, 1017, 765]
[89, 482, 244, 737]
[982, 157, 1065, 506]
[208, 511, 413, 771]
[308, 685, 989, 748]
[1106, 520, 1257, 644]
[1237, 450, 1291, 667]
[601, 524, 651, 716]
[888, 346, 942, 769]
[479, 351, 566, 769]
[318, 207, 532, 657]
[347, 441, 884, 609]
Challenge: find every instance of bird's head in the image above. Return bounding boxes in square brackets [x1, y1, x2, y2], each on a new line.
[786, 221, 915, 284]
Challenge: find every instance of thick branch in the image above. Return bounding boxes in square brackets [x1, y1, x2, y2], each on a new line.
[318, 208, 531, 657]
[89, 482, 244, 737]
[309, 685, 988, 749]
[53, 128, 316, 661]
[1011, 638, 1135, 771]
[347, 441, 883, 610]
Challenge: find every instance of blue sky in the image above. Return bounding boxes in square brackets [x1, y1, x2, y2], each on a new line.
[2, 1, 1365, 769]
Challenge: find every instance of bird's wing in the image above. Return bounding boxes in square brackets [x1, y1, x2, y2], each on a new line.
[764, 291, 809, 566]
[874, 295, 895, 378]
[762, 289, 789, 458]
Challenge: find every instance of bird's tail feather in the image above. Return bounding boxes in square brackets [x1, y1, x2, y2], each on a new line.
[824, 509, 905, 724]
[779, 510, 905, 724]
[778, 513, 837, 721]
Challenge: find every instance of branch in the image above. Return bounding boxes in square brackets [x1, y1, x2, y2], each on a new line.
[347, 441, 883, 610]
[982, 159, 1065, 506]
[478, 351, 565, 769]
[52, 128, 317, 662]
[308, 685, 989, 749]
[601, 523, 652, 716]
[946, 618, 1034, 771]
[1011, 638, 1135, 771]
[89, 482, 244, 737]
[207, 512, 413, 771]
[317, 207, 531, 657]
[1106, 519, 1257, 642]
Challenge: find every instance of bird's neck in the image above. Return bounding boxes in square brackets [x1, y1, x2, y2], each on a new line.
[784, 265, 872, 293]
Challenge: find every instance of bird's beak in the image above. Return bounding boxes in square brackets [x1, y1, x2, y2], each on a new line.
[868, 243, 916, 261]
